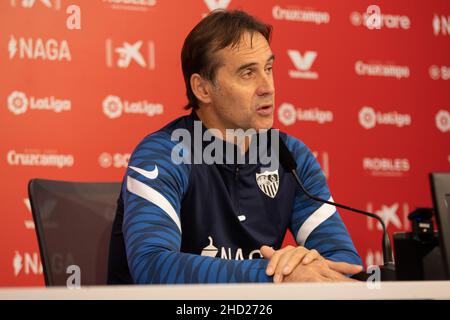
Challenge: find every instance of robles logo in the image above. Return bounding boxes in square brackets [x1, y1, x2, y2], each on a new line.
[363, 157, 410, 177]
[278, 103, 333, 126]
[7, 90, 71, 115]
[358, 106, 411, 130]
[102, 95, 163, 119]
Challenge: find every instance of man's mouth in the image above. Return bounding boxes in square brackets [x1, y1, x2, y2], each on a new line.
[256, 104, 274, 116]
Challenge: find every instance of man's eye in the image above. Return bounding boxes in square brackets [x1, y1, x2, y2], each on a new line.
[242, 69, 254, 78]
[266, 66, 273, 73]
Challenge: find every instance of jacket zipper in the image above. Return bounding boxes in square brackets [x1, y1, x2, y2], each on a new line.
[234, 165, 240, 214]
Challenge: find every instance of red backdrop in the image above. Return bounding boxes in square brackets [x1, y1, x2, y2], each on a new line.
[0, 0, 449, 287]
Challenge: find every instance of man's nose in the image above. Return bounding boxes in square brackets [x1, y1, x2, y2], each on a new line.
[256, 73, 275, 96]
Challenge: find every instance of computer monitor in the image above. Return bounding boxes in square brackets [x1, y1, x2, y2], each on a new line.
[429, 172, 450, 279]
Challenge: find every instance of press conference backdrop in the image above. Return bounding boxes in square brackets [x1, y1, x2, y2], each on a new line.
[0, 0, 449, 287]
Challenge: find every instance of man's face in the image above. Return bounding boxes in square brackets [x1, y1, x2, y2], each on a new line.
[207, 31, 275, 131]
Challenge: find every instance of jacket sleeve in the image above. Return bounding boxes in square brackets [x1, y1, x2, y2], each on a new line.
[122, 131, 272, 284]
[285, 135, 362, 266]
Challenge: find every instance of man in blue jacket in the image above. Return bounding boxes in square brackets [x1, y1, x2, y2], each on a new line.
[107, 9, 362, 284]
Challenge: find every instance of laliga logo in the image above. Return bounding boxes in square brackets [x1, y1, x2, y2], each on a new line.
[7, 90, 71, 115]
[278, 103, 297, 126]
[7, 91, 28, 115]
[358, 106, 411, 129]
[102, 95, 123, 119]
[99, 152, 113, 168]
[278, 103, 333, 126]
[102, 95, 164, 119]
[436, 110, 450, 133]
[358, 106, 377, 129]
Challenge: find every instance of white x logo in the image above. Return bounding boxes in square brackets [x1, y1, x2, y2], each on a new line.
[115, 41, 146, 68]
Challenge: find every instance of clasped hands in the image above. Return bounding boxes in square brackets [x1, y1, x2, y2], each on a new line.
[260, 245, 363, 283]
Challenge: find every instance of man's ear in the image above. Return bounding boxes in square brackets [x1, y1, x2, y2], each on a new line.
[190, 74, 212, 104]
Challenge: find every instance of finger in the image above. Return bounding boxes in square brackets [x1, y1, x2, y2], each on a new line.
[301, 249, 321, 265]
[326, 260, 363, 275]
[316, 275, 333, 282]
[274, 273, 284, 284]
[260, 245, 275, 259]
[274, 248, 298, 280]
[273, 246, 297, 281]
[282, 247, 310, 275]
[320, 265, 359, 282]
[330, 274, 359, 282]
[300, 273, 332, 283]
[281, 266, 330, 283]
[265, 246, 293, 276]
[320, 267, 350, 281]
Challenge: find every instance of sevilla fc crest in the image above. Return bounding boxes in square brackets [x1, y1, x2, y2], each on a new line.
[256, 169, 279, 198]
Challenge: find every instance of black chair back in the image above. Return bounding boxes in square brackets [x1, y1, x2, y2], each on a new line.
[28, 179, 121, 286]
